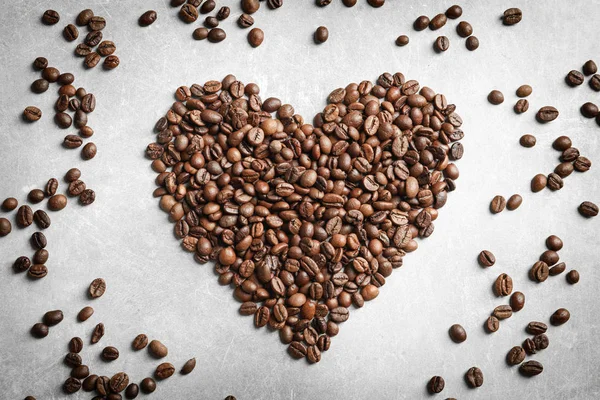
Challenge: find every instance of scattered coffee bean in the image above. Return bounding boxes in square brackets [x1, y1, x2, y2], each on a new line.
[68, 180, 86, 196]
[566, 270, 580, 284]
[65, 352, 82, 368]
[132, 334, 149, 350]
[63, 377, 81, 394]
[23, 106, 42, 122]
[104, 55, 120, 70]
[17, 205, 34, 227]
[149, 340, 168, 359]
[530, 260, 549, 282]
[125, 383, 139, 398]
[31, 232, 47, 249]
[536, 106, 559, 122]
[33, 57, 48, 70]
[514, 99, 529, 114]
[193, 27, 209, 40]
[71, 365, 90, 379]
[0, 218, 11, 237]
[581, 102, 599, 118]
[395, 35, 409, 46]
[367, 0, 385, 7]
[531, 174, 547, 192]
[456, 21, 473, 38]
[561, 147, 580, 162]
[430, 13, 447, 30]
[208, 28, 226, 43]
[248, 28, 264, 47]
[446, 5, 462, 19]
[84, 52, 101, 68]
[88, 16, 106, 30]
[69, 337, 84, 353]
[553, 136, 572, 151]
[434, 36, 449, 52]
[494, 273, 513, 296]
[31, 322, 49, 338]
[48, 194, 67, 211]
[506, 194, 522, 210]
[523, 337, 536, 354]
[449, 324, 467, 343]
[510, 291, 525, 312]
[238, 13, 254, 28]
[91, 322, 105, 344]
[579, 201, 598, 217]
[65, 168, 81, 182]
[63, 24, 79, 41]
[540, 250, 559, 266]
[79, 189, 96, 205]
[78, 306, 94, 322]
[465, 36, 479, 51]
[89, 278, 106, 298]
[566, 70, 585, 86]
[590, 74, 600, 91]
[486, 316, 500, 332]
[516, 84, 532, 97]
[28, 264, 48, 279]
[102, 346, 120, 361]
[574, 156, 592, 172]
[555, 162, 574, 178]
[217, 6, 231, 20]
[549, 262, 566, 276]
[428, 376, 445, 394]
[64, 135, 83, 149]
[110, 372, 129, 393]
[140, 377, 156, 393]
[13, 256, 31, 272]
[33, 249, 49, 264]
[315, 26, 329, 44]
[28, 189, 45, 204]
[181, 358, 196, 374]
[527, 321, 547, 335]
[31, 78, 49, 94]
[493, 305, 513, 320]
[506, 346, 526, 365]
[81, 143, 97, 160]
[155, 362, 175, 380]
[139, 10, 157, 26]
[2, 197, 18, 211]
[82, 374, 98, 392]
[547, 172, 564, 191]
[503, 8, 522, 25]
[42, 67, 60, 82]
[520, 360, 543, 377]
[550, 308, 570, 326]
[478, 250, 495, 267]
[465, 367, 484, 388]
[414, 15, 430, 31]
[488, 90, 504, 105]
[55, 112, 72, 129]
[533, 333, 549, 350]
[42, 9, 60, 25]
[204, 16, 219, 28]
[490, 195, 506, 214]
[583, 60, 598, 76]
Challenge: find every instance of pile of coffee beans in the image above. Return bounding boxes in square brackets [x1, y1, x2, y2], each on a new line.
[411, 5, 480, 52]
[147, 73, 465, 362]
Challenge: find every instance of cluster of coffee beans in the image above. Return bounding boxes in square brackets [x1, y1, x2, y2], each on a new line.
[529, 235, 580, 284]
[506, 321, 548, 377]
[147, 73, 464, 362]
[489, 193, 522, 214]
[488, 85, 539, 119]
[411, 5, 480, 52]
[30, 310, 64, 338]
[565, 60, 600, 126]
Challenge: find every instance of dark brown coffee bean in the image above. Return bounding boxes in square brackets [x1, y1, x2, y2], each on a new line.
[44, 178, 59, 197]
[527, 321, 547, 335]
[33, 249, 49, 264]
[89, 278, 106, 298]
[42, 67, 60, 82]
[533, 333, 549, 350]
[104, 55, 120, 70]
[581, 102, 599, 118]
[520, 360, 543, 377]
[149, 340, 168, 358]
[69, 337, 84, 353]
[488, 90, 504, 105]
[139, 10, 157, 26]
[68, 180, 86, 196]
[531, 174, 547, 192]
[579, 201, 598, 217]
[193, 27, 209, 40]
[514, 99, 529, 114]
[540, 250, 559, 266]
[329, 307, 349, 322]
[42, 9, 60, 25]
[96, 376, 111, 395]
[566, 270, 580, 284]
[566, 70, 585, 86]
[506, 194, 522, 210]
[180, 4, 199, 22]
[546, 172, 563, 191]
[110, 372, 129, 393]
[80, 126, 93, 137]
[395, 35, 409, 46]
[155, 363, 175, 380]
[506, 346, 526, 365]
[64, 135, 83, 149]
[430, 13, 447, 30]
[84, 52, 101, 68]
[516, 84, 532, 97]
[446, 5, 462, 19]
[132, 333, 148, 350]
[238, 13, 254, 28]
[554, 162, 574, 178]
[574, 156, 592, 172]
[48, 194, 67, 211]
[55, 112, 72, 128]
[102, 346, 120, 361]
[0, 219, 11, 236]
[456, 21, 473, 38]
[503, 8, 522, 25]
[63, 377, 81, 394]
[33, 57, 48, 70]
[88, 16, 106, 30]
[288, 341, 307, 358]
[79, 189, 96, 205]
[530, 260, 549, 282]
[314, 26, 329, 44]
[31, 78, 49, 94]
[97, 41, 116, 57]
[485, 315, 500, 333]
[509, 291, 525, 311]
[465, 367, 484, 388]
[125, 383, 139, 399]
[434, 36, 449, 52]
[71, 365, 90, 379]
[448, 324, 467, 343]
[75, 43, 92, 57]
[217, 6, 231, 20]
[85, 30, 102, 47]
[544, 235, 563, 251]
[140, 377, 156, 393]
[490, 195, 506, 214]
[23, 106, 42, 122]
[81, 143, 97, 160]
[248, 28, 264, 47]
[428, 376, 445, 394]
[76, 9, 94, 26]
[63, 24, 79, 41]
[208, 28, 226, 43]
[478, 250, 495, 267]
[65, 168, 81, 182]
[494, 273, 513, 296]
[78, 306, 94, 322]
[518, 134, 536, 147]
[31, 232, 47, 249]
[204, 16, 219, 28]
[200, 0, 216, 13]
[13, 256, 31, 272]
[31, 322, 49, 338]
[27, 189, 44, 204]
[414, 15, 430, 31]
[493, 305, 513, 320]
[91, 322, 105, 344]
[536, 106, 559, 122]
[181, 358, 196, 374]
[1, 197, 18, 211]
[65, 353, 83, 368]
[82, 374, 98, 392]
[590, 74, 600, 91]
[523, 338, 536, 355]
[17, 205, 33, 227]
[552, 135, 572, 151]
[561, 147, 580, 162]
[583, 60, 598, 75]
[28, 264, 48, 279]
[465, 36, 479, 51]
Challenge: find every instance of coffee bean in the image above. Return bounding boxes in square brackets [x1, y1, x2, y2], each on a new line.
[42, 67, 60, 82]
[494, 273, 513, 296]
[74, 43, 92, 57]
[63, 24, 79, 41]
[180, 4, 199, 22]
[590, 74, 600, 91]
[97, 41, 116, 57]
[527, 321, 547, 335]
[503, 8, 522, 25]
[55, 112, 72, 129]
[329, 307, 349, 322]
[85, 30, 102, 47]
[217, 6, 231, 20]
[80, 189, 96, 205]
[540, 250, 559, 266]
[69, 337, 84, 353]
[519, 134, 536, 147]
[82, 143, 97, 160]
[395, 35, 409, 46]
[238, 13, 254, 28]
[200, 0, 216, 13]
[71, 365, 90, 379]
[63, 377, 81, 394]
[17, 205, 33, 227]
[88, 16, 106, 30]
[181, 358, 196, 374]
[446, 5, 462, 19]
[31, 78, 49, 94]
[31, 232, 47, 250]
[536, 106, 559, 122]
[31, 322, 49, 338]
[248, 28, 264, 47]
[545, 235, 563, 251]
[27, 189, 44, 204]
[414, 15, 430, 31]
[523, 338, 536, 355]
[89, 278, 106, 298]
[208, 28, 226, 43]
[555, 162, 574, 178]
[68, 180, 86, 196]
[531, 174, 547, 192]
[33, 57, 48, 70]
[574, 156, 592, 172]
[102, 346, 120, 361]
[1, 197, 18, 211]
[81, 93, 96, 113]
[91, 322, 105, 344]
[149, 340, 168, 358]
[465, 36, 479, 51]
[514, 99, 529, 114]
[84, 52, 101, 68]
[78, 306, 94, 322]
[456, 21, 473, 38]
[520, 360, 543, 377]
[485, 316, 499, 333]
[28, 264, 48, 279]
[125, 383, 139, 398]
[204, 16, 219, 28]
[42, 10, 60, 25]
[434, 36, 450, 52]
[490, 195, 506, 214]
[448, 324, 467, 343]
[566, 70, 585, 86]
[581, 102, 599, 118]
[428, 376, 445, 394]
[583, 60, 598, 75]
[506, 194, 522, 210]
[516, 84, 532, 97]
[553, 136, 572, 151]
[0, 218, 11, 237]
[509, 291, 525, 311]
[23, 106, 42, 122]
[488, 90, 504, 105]
[132, 333, 149, 350]
[314, 26, 329, 44]
[13, 256, 31, 272]
[139, 10, 157, 26]
[33, 249, 49, 264]
[48, 194, 67, 211]
[530, 260, 549, 282]
[561, 147, 580, 162]
[566, 269, 580, 284]
[64, 135, 83, 149]
[82, 374, 98, 392]
[506, 346, 526, 365]
[465, 367, 484, 388]
[193, 27, 209, 40]
[104, 55, 120, 70]
[140, 377, 156, 393]
[533, 333, 549, 350]
[110, 372, 129, 393]
[579, 201, 598, 217]
[65, 168, 81, 182]
[80, 126, 93, 137]
[493, 305, 513, 320]
[96, 376, 111, 395]
[155, 362, 175, 380]
[478, 250, 495, 267]
[367, 0, 384, 6]
[430, 13, 447, 30]
[547, 172, 564, 191]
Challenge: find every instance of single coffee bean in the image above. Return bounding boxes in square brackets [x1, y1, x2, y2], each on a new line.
[506, 346, 526, 365]
[583, 60, 598, 75]
[493, 305, 513, 319]
[414, 15, 430, 31]
[530, 260, 549, 282]
[545, 235, 563, 251]
[78, 306, 94, 322]
[55, 112, 72, 129]
[31, 232, 47, 249]
[527, 321, 548, 335]
[42, 67, 60, 82]
[485, 316, 499, 332]
[81, 93, 96, 113]
[31, 322, 49, 338]
[180, 4, 199, 22]
[537, 106, 559, 122]
[63, 377, 81, 394]
[64, 135, 83, 149]
[125, 383, 139, 399]
[80, 126, 93, 137]
[314, 26, 329, 44]
[193, 27, 209, 40]
[579, 201, 598, 217]
[248, 28, 264, 47]
[69, 337, 84, 353]
[65, 168, 81, 182]
[204, 16, 219, 28]
[23, 106, 42, 122]
[84, 52, 101, 68]
[465, 367, 484, 388]
[140, 377, 156, 393]
[490, 195, 506, 214]
[28, 189, 45, 204]
[42, 10, 60, 25]
[428, 376, 445, 394]
[524, 338, 536, 354]
[81, 143, 97, 160]
[88, 16, 106, 30]
[28, 264, 48, 279]
[102, 346, 120, 361]
[91, 322, 105, 343]
[13, 256, 31, 272]
[395, 35, 409, 46]
[0, 218, 11, 237]
[238, 13, 254, 28]
[200, 0, 216, 13]
[506, 194, 522, 210]
[82, 374, 98, 392]
[553, 136, 572, 151]
[478, 250, 495, 267]
[68, 180, 86, 196]
[561, 147, 580, 162]
[17, 205, 34, 227]
[448, 324, 467, 343]
[566, 269, 580, 284]
[96, 376, 111, 395]
[516, 84, 532, 97]
[514, 99, 529, 113]
[446, 5, 462, 19]
[547, 172, 564, 191]
[79, 189, 96, 205]
[510, 291, 525, 311]
[110, 372, 129, 393]
[465, 36, 479, 51]
[540, 250, 559, 266]
[566, 70, 585, 86]
[31, 78, 49, 94]
[494, 273, 513, 296]
[48, 194, 67, 211]
[590, 74, 600, 91]
[520, 361, 543, 377]
[77, 9, 94, 26]
[85, 30, 102, 47]
[429, 13, 447, 30]
[89, 278, 106, 298]
[208, 28, 226, 43]
[45, 178, 59, 197]
[2, 197, 18, 211]
[33, 57, 48, 70]
[531, 174, 547, 192]
[488, 90, 504, 105]
[217, 6, 231, 20]
[555, 162, 574, 178]
[131, 334, 149, 351]
[367, 0, 384, 7]
[581, 102, 599, 118]
[456, 21, 473, 37]
[155, 362, 175, 380]
[149, 340, 168, 358]
[33, 249, 49, 264]
[574, 156, 592, 172]
[434, 36, 449, 52]
[181, 358, 196, 374]
[139, 10, 157, 26]
[104, 55, 120, 70]
[63, 24, 79, 41]
[98, 41, 116, 56]
[503, 8, 522, 25]
[71, 365, 90, 379]
[75, 43, 92, 57]
[533, 333, 549, 350]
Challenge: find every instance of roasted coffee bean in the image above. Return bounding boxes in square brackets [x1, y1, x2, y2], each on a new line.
[31, 323, 49, 338]
[102, 346, 120, 361]
[76, 9, 94, 26]
[506, 194, 522, 210]
[314, 26, 329, 44]
[545, 235, 563, 251]
[82, 374, 98, 392]
[30, 232, 47, 249]
[78, 306, 94, 322]
[434, 36, 449, 52]
[395, 35, 409, 46]
[65, 168, 81, 182]
[523, 339, 536, 355]
[519, 134, 536, 147]
[17, 205, 34, 227]
[566, 70, 585, 86]
[414, 15, 430, 31]
[125, 383, 139, 399]
[80, 126, 93, 137]
[547, 172, 563, 191]
[75, 43, 92, 57]
[181, 358, 196, 374]
[85, 30, 103, 47]
[82, 143, 97, 160]
[33, 57, 48, 70]
[448, 324, 467, 343]
[149, 340, 168, 358]
[69, 337, 84, 353]
[531, 174, 547, 192]
[581, 102, 599, 118]
[520, 360, 543, 377]
[465, 36, 479, 51]
[200, 0, 216, 13]
[44, 178, 59, 197]
[28, 264, 48, 279]
[428, 376, 445, 394]
[478, 250, 495, 267]
[139, 10, 157, 26]
[429, 13, 447, 30]
[561, 147, 580, 162]
[204, 16, 219, 28]
[367, 0, 384, 6]
[533, 333, 549, 350]
[238, 13, 254, 28]
[526, 321, 547, 335]
[55, 112, 72, 129]
[490, 195, 506, 214]
[579, 201, 598, 217]
[590, 74, 600, 91]
[88, 16, 106, 30]
[456, 21, 473, 38]
[64, 135, 83, 149]
[63, 24, 79, 41]
[97, 40, 116, 56]
[13, 256, 31, 272]
[140, 377, 156, 393]
[84, 52, 101, 68]
[193, 27, 209, 40]
[104, 55, 120, 70]
[89, 278, 106, 298]
[516, 84, 532, 97]
[217, 6, 231, 20]
[63, 377, 81, 394]
[23, 106, 42, 122]
[446, 5, 462, 19]
[42, 9, 60, 25]
[65, 354, 82, 369]
[553, 135, 572, 151]
[540, 250, 559, 266]
[42, 67, 60, 82]
[71, 365, 90, 379]
[509, 291, 525, 311]
[583, 60, 598, 75]
[180, 4, 199, 22]
[506, 346, 526, 365]
[1, 197, 18, 211]
[208, 28, 226, 43]
[155, 362, 175, 380]
[574, 156, 592, 172]
[503, 8, 522, 25]
[536, 106, 559, 122]
[28, 189, 44, 204]
[33, 249, 49, 264]
[110, 372, 129, 393]
[91, 322, 105, 344]
[31, 78, 49, 94]
[0, 218, 11, 237]
[248, 28, 264, 47]
[555, 162, 574, 178]
[514, 99, 529, 114]
[132, 334, 149, 350]
[81, 93, 96, 113]
[96, 376, 111, 395]
[68, 180, 86, 196]
[530, 260, 549, 282]
[488, 90, 504, 105]
[493, 305, 513, 320]
[48, 194, 67, 211]
[566, 270, 580, 284]
[465, 367, 484, 388]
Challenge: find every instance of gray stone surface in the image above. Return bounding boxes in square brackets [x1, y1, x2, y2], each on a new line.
[0, 0, 599, 399]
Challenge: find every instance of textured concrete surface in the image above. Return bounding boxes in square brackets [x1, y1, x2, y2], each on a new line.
[0, 1, 599, 399]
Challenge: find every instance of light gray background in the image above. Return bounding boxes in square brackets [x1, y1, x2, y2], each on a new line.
[0, 1, 599, 399]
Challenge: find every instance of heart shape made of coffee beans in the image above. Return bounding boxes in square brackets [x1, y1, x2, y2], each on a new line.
[146, 72, 464, 363]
